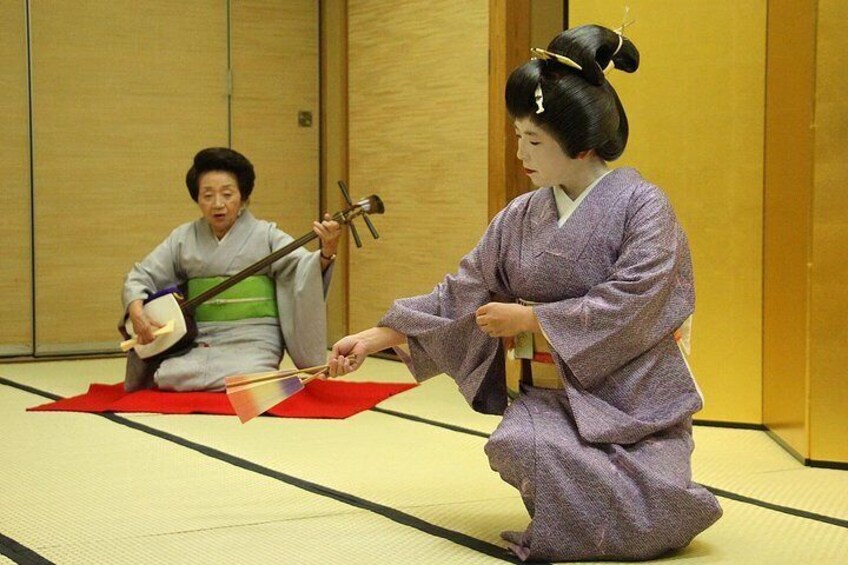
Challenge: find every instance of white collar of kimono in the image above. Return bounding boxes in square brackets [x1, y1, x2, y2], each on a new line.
[552, 169, 612, 227]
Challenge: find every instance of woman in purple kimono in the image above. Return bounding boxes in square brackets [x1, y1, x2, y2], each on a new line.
[328, 25, 722, 562]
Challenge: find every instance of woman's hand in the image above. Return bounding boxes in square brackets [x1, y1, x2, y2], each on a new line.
[328, 335, 370, 377]
[313, 213, 341, 259]
[327, 326, 407, 378]
[128, 299, 164, 345]
[475, 303, 539, 338]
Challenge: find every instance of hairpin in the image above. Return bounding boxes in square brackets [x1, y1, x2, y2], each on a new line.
[603, 7, 635, 75]
[530, 47, 583, 71]
[530, 47, 582, 113]
[614, 6, 635, 36]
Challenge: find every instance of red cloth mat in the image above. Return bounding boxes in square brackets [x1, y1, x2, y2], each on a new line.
[28, 380, 416, 419]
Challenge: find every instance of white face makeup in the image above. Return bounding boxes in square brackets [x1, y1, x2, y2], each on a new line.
[513, 117, 584, 191]
[197, 170, 243, 238]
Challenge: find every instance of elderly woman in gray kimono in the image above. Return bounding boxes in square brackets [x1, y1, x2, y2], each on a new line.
[328, 25, 722, 562]
[123, 147, 340, 392]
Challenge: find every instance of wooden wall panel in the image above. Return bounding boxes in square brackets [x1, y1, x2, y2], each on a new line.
[570, 1, 767, 423]
[0, 1, 32, 355]
[810, 0, 848, 463]
[348, 0, 489, 330]
[31, 1, 229, 353]
[230, 0, 319, 237]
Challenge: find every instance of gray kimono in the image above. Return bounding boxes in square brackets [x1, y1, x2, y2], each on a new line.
[380, 168, 722, 561]
[122, 210, 332, 391]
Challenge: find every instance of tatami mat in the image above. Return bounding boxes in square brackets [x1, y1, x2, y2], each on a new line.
[1, 357, 846, 564]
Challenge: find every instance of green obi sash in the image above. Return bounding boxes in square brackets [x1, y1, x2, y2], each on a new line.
[188, 276, 278, 322]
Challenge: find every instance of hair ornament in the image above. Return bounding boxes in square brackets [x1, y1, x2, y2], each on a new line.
[603, 8, 636, 76]
[534, 83, 545, 114]
[530, 47, 583, 71]
[614, 6, 636, 36]
[530, 47, 582, 113]
[601, 34, 623, 75]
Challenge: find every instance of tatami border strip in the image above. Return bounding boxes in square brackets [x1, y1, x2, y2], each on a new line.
[704, 487, 848, 528]
[368, 407, 848, 529]
[371, 406, 491, 438]
[0, 377, 61, 401]
[0, 532, 54, 565]
[0, 377, 537, 565]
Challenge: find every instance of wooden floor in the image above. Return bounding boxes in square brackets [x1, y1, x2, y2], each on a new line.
[1, 356, 846, 564]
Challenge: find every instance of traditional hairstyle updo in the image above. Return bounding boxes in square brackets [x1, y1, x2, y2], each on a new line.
[185, 147, 256, 202]
[505, 25, 639, 161]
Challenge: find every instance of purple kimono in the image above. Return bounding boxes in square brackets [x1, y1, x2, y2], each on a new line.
[380, 168, 722, 561]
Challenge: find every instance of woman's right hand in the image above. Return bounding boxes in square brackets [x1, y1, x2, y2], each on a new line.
[128, 300, 164, 345]
[327, 326, 407, 378]
[328, 335, 370, 377]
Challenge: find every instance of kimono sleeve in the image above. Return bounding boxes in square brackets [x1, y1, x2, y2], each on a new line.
[534, 186, 694, 391]
[268, 226, 330, 368]
[122, 226, 186, 310]
[378, 210, 512, 414]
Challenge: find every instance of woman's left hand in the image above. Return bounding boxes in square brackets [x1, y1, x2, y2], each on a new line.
[313, 213, 341, 257]
[475, 303, 537, 338]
